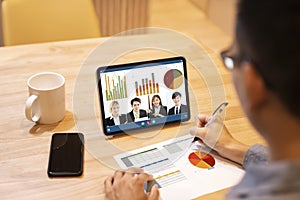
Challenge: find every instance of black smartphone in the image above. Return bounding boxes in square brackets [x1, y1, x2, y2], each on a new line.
[47, 133, 84, 177]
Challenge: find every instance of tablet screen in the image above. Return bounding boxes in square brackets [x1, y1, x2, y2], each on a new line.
[96, 56, 190, 136]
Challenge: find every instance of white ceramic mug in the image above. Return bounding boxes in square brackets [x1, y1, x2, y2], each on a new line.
[25, 72, 65, 124]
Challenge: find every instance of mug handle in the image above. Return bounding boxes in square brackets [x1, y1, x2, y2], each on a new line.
[25, 95, 40, 122]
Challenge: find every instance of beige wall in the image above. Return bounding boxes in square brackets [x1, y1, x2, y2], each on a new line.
[190, 0, 237, 36]
[0, 0, 236, 46]
[0, 0, 3, 46]
[93, 0, 149, 36]
[207, 0, 237, 36]
[0, 0, 149, 46]
[190, 0, 208, 10]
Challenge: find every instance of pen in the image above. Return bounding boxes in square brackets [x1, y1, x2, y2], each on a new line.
[204, 102, 228, 127]
[191, 102, 228, 144]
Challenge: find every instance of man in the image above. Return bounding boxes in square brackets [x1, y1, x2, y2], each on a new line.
[167, 92, 188, 115]
[104, 0, 300, 199]
[127, 97, 148, 123]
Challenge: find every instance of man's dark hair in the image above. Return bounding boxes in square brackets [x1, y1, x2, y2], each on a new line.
[237, 0, 300, 118]
[131, 97, 141, 106]
[172, 92, 181, 99]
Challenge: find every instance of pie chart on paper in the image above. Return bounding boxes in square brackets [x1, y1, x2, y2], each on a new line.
[188, 152, 215, 169]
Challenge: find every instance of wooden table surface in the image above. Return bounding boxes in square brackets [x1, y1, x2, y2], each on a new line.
[0, 30, 264, 200]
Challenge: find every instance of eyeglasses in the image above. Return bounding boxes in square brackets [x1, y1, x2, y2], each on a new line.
[220, 49, 273, 88]
[220, 49, 244, 70]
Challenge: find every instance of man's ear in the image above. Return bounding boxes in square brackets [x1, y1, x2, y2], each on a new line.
[242, 63, 270, 111]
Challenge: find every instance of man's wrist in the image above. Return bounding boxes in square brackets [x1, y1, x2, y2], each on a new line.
[217, 141, 250, 165]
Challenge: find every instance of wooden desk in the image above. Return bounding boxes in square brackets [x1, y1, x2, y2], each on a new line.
[0, 30, 264, 200]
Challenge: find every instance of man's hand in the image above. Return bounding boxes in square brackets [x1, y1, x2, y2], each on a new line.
[190, 114, 250, 165]
[104, 170, 159, 200]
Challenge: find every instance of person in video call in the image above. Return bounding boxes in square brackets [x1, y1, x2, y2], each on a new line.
[167, 91, 188, 115]
[148, 95, 167, 118]
[127, 97, 148, 122]
[104, 0, 300, 199]
[104, 101, 127, 127]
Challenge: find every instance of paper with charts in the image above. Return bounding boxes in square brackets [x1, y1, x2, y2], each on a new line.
[114, 135, 244, 199]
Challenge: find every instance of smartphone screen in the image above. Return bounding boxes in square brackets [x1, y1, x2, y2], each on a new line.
[47, 133, 84, 177]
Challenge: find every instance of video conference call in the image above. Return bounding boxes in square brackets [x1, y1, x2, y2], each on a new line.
[97, 58, 190, 134]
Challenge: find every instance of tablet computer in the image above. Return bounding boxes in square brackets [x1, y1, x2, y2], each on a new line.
[96, 56, 190, 136]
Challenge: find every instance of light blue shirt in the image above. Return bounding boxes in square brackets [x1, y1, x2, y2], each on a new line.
[227, 144, 300, 199]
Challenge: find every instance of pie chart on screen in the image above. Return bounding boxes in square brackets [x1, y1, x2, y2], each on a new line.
[188, 152, 215, 169]
[164, 69, 183, 89]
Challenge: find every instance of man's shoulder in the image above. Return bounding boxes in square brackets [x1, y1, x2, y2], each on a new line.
[127, 110, 133, 114]
[227, 161, 300, 199]
[105, 116, 112, 121]
[140, 109, 147, 113]
[181, 104, 188, 111]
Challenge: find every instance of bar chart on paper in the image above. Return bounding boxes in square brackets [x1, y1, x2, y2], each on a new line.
[115, 135, 193, 188]
[114, 136, 245, 200]
[188, 152, 215, 169]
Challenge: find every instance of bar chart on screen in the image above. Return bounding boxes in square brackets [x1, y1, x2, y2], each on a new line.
[104, 73, 128, 100]
[135, 73, 160, 96]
